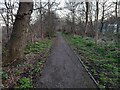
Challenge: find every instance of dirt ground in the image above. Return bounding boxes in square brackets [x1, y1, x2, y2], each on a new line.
[35, 33, 98, 88]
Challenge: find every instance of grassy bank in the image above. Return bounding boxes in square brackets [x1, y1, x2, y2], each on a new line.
[2, 38, 53, 88]
[63, 33, 119, 89]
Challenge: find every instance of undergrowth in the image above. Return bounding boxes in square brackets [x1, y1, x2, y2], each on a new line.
[24, 39, 52, 54]
[2, 38, 52, 88]
[64, 33, 119, 89]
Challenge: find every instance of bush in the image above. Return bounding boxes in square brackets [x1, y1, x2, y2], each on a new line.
[2, 71, 8, 80]
[18, 77, 33, 88]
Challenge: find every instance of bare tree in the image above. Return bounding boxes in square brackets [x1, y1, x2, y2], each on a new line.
[45, 0, 60, 37]
[0, 0, 18, 40]
[114, 0, 120, 45]
[84, 1, 89, 37]
[99, 0, 113, 34]
[3, 1, 33, 66]
[39, 0, 43, 39]
[76, 2, 86, 36]
[100, 0, 106, 33]
[88, 2, 94, 37]
[95, 0, 99, 44]
[65, 0, 80, 34]
[34, 0, 49, 39]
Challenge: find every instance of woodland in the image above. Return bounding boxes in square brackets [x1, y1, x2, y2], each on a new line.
[0, 0, 119, 89]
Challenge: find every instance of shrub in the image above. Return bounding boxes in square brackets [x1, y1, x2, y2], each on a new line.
[18, 77, 33, 88]
[2, 71, 8, 80]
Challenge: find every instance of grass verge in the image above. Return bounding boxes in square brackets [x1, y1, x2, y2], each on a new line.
[63, 33, 119, 89]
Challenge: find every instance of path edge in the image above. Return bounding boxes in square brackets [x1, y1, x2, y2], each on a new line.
[63, 34, 100, 90]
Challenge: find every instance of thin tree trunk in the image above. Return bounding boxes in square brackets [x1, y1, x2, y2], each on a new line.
[95, 1, 99, 45]
[72, 9, 75, 34]
[47, 0, 51, 38]
[115, 0, 119, 46]
[100, 5, 105, 34]
[6, 7, 10, 40]
[40, 0, 43, 39]
[84, 2, 89, 37]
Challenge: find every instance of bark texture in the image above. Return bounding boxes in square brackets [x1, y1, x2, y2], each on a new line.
[3, 2, 33, 66]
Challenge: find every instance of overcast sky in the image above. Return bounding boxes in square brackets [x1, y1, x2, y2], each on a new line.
[0, 0, 119, 26]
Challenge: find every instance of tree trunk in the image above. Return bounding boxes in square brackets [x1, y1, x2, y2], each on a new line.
[72, 9, 75, 34]
[84, 2, 89, 37]
[115, 1, 119, 45]
[3, 1, 33, 66]
[6, 10, 9, 39]
[47, 0, 51, 38]
[95, 1, 99, 45]
[39, 0, 43, 39]
[100, 5, 105, 34]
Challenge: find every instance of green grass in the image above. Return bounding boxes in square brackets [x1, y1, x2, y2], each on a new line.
[63, 33, 119, 89]
[24, 38, 52, 54]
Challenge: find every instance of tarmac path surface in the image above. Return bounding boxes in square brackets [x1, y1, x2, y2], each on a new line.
[35, 33, 98, 88]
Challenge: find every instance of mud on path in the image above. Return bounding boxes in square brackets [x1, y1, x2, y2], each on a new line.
[35, 32, 98, 88]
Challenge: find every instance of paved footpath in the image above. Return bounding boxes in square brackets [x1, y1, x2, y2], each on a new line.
[35, 33, 98, 88]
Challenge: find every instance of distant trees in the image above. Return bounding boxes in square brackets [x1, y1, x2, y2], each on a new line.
[0, 0, 18, 39]
[95, 0, 99, 44]
[1, 0, 120, 66]
[44, 11, 58, 37]
[46, 0, 56, 38]
[3, 1, 33, 66]
[62, 0, 119, 45]
[115, 0, 120, 44]
[65, 0, 80, 34]
[31, 0, 60, 39]
[28, 0, 48, 41]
